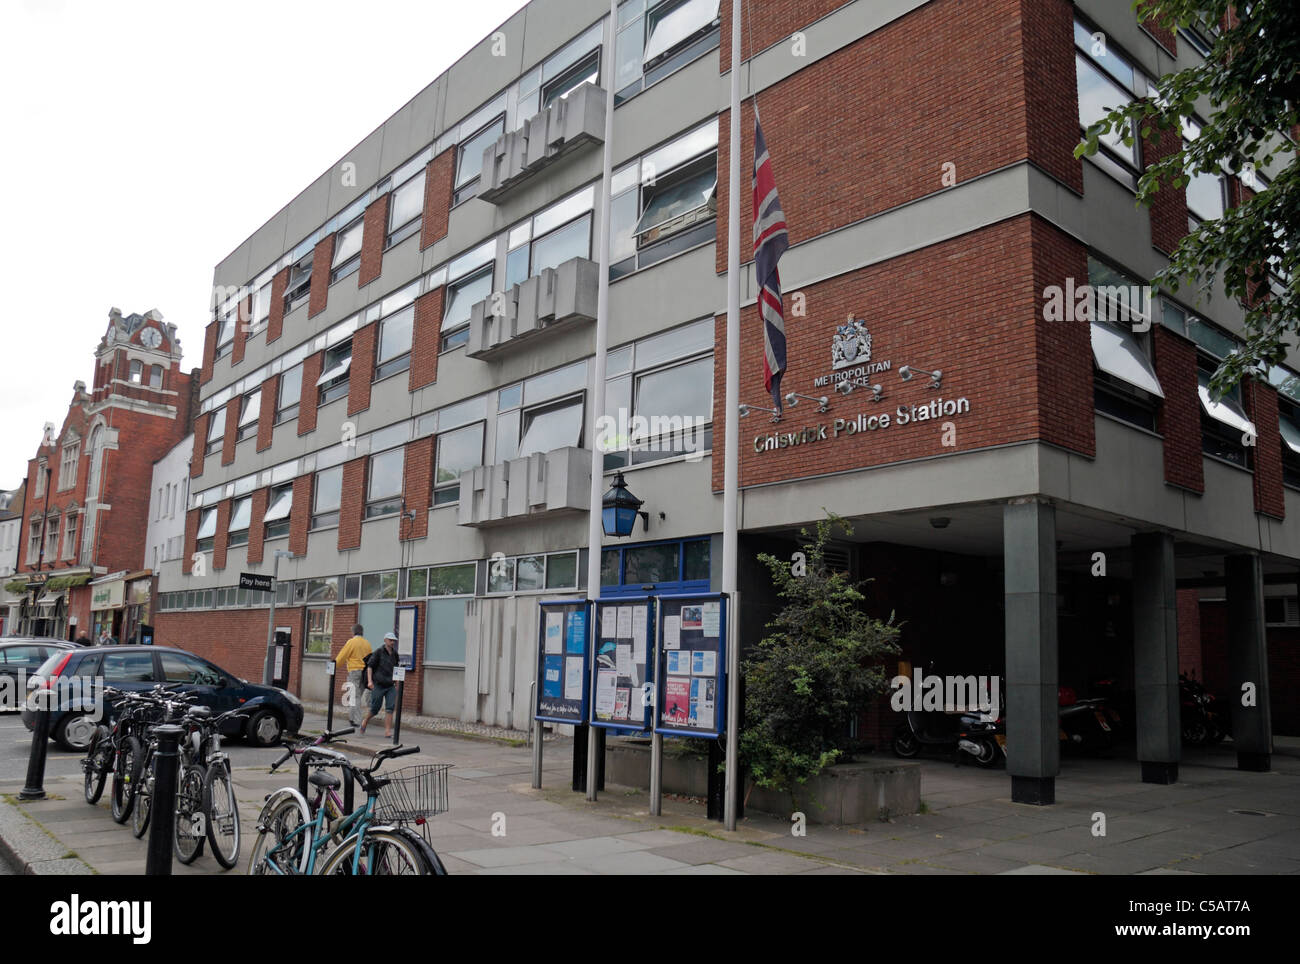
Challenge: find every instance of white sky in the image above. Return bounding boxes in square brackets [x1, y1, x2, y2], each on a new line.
[0, 0, 532, 490]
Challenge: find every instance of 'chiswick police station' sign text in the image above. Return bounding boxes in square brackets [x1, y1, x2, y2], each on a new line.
[754, 396, 972, 452]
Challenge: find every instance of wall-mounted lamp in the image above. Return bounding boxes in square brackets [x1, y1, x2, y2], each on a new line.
[785, 391, 830, 413]
[899, 365, 942, 390]
[834, 381, 884, 402]
[739, 402, 781, 423]
[601, 471, 649, 538]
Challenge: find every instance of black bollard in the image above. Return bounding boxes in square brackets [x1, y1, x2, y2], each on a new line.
[595, 726, 606, 792]
[146, 724, 183, 876]
[19, 684, 53, 801]
[392, 676, 405, 746]
[571, 723, 589, 792]
[325, 661, 336, 733]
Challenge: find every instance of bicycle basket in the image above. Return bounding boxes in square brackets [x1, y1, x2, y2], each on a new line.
[372, 764, 451, 824]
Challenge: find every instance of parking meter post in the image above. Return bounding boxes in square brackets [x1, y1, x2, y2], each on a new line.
[19, 684, 53, 801]
[325, 659, 336, 733]
[146, 724, 183, 876]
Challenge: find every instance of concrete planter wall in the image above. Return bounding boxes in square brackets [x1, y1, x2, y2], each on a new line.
[605, 740, 920, 824]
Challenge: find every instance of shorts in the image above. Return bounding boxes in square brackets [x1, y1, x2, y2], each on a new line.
[370, 685, 396, 714]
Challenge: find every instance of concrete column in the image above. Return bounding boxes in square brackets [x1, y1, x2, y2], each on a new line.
[1131, 532, 1180, 783]
[1004, 499, 1059, 805]
[1225, 554, 1272, 771]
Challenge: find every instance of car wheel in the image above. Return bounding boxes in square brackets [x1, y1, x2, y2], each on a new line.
[246, 709, 283, 748]
[56, 713, 97, 752]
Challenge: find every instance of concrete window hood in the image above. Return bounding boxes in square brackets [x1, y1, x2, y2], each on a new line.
[479, 82, 606, 204]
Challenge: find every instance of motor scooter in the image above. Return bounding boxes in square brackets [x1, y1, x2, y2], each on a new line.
[1180, 674, 1229, 745]
[892, 709, 1005, 767]
[1058, 686, 1120, 753]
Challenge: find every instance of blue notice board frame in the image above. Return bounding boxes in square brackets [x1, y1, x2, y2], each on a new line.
[589, 596, 656, 733]
[535, 599, 591, 725]
[653, 592, 727, 739]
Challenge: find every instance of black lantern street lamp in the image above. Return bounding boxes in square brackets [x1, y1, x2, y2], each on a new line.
[601, 472, 648, 538]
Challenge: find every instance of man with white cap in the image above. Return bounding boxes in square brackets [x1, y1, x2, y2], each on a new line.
[360, 630, 400, 738]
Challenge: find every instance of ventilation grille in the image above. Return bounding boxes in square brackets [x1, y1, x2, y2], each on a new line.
[822, 543, 853, 578]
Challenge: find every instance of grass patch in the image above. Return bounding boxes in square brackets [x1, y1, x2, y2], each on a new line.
[661, 824, 724, 840]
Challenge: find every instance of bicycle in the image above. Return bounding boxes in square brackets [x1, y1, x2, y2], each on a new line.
[132, 693, 203, 841]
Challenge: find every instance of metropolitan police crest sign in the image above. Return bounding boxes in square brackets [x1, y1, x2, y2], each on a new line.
[832, 319, 871, 370]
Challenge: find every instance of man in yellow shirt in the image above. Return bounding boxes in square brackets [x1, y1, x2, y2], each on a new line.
[334, 624, 372, 726]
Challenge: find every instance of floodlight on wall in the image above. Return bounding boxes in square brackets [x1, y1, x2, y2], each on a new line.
[836, 380, 884, 402]
[784, 392, 830, 413]
[739, 402, 781, 423]
[899, 365, 942, 389]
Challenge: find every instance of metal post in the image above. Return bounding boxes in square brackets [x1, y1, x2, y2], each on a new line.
[649, 596, 663, 816]
[325, 658, 336, 732]
[262, 552, 283, 686]
[572, 723, 588, 792]
[532, 718, 544, 789]
[392, 676, 405, 745]
[722, 0, 743, 833]
[649, 731, 663, 816]
[145, 724, 183, 876]
[19, 685, 52, 800]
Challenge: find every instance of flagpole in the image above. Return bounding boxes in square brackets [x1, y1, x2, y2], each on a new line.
[722, 0, 742, 832]
[584, 1, 618, 803]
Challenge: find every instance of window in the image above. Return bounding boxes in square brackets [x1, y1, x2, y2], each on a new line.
[1182, 117, 1227, 225]
[237, 389, 261, 441]
[517, 395, 584, 458]
[1279, 399, 1300, 488]
[277, 363, 303, 423]
[215, 310, 236, 360]
[387, 171, 425, 248]
[434, 423, 485, 504]
[85, 427, 103, 500]
[149, 365, 164, 389]
[129, 360, 144, 384]
[205, 405, 227, 455]
[33, 460, 46, 499]
[1198, 361, 1255, 467]
[252, 280, 273, 331]
[317, 340, 352, 406]
[160, 652, 222, 685]
[228, 496, 252, 547]
[454, 116, 505, 204]
[360, 571, 399, 600]
[1074, 22, 1141, 175]
[58, 442, 79, 492]
[101, 652, 157, 684]
[44, 516, 59, 560]
[617, 0, 720, 99]
[634, 153, 716, 248]
[306, 608, 333, 656]
[331, 217, 363, 282]
[601, 537, 709, 589]
[441, 266, 493, 350]
[485, 550, 579, 594]
[312, 466, 343, 529]
[406, 562, 477, 597]
[284, 251, 313, 314]
[1088, 259, 1161, 430]
[80, 512, 94, 565]
[196, 507, 218, 553]
[542, 49, 599, 109]
[366, 448, 404, 519]
[27, 520, 41, 564]
[62, 513, 77, 560]
[643, 0, 721, 70]
[264, 483, 293, 540]
[376, 305, 414, 379]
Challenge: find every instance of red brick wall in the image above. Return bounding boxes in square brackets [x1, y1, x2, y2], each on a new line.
[410, 288, 443, 391]
[246, 487, 269, 565]
[182, 509, 198, 575]
[1147, 123, 1188, 255]
[420, 149, 455, 250]
[220, 399, 238, 466]
[268, 267, 290, 343]
[338, 457, 366, 551]
[156, 606, 307, 695]
[1031, 217, 1095, 455]
[1176, 588, 1202, 678]
[1141, 16, 1176, 54]
[297, 351, 324, 436]
[213, 498, 232, 571]
[401, 437, 434, 541]
[1020, 0, 1085, 192]
[1198, 600, 1300, 736]
[716, 0, 1047, 273]
[713, 216, 1088, 490]
[359, 194, 390, 287]
[201, 321, 217, 386]
[308, 234, 336, 319]
[348, 323, 377, 416]
[719, 0, 849, 61]
[190, 412, 209, 478]
[1153, 327, 1205, 493]
[232, 295, 251, 365]
[289, 475, 312, 556]
[1245, 380, 1284, 519]
[257, 374, 278, 452]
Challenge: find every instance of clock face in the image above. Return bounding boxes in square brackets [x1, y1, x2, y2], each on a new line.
[140, 327, 162, 350]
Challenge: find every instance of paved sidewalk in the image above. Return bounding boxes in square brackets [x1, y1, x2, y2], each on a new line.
[2, 711, 1297, 875]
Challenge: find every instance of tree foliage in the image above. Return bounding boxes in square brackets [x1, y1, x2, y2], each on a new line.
[739, 513, 900, 797]
[1076, 0, 1298, 395]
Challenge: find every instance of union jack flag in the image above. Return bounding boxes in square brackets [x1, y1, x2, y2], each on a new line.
[753, 117, 789, 412]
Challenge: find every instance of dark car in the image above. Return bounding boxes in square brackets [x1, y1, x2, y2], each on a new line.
[22, 645, 304, 751]
[1, 638, 74, 711]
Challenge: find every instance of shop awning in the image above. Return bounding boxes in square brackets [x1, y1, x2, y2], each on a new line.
[1090, 320, 1164, 397]
[1197, 373, 1257, 439]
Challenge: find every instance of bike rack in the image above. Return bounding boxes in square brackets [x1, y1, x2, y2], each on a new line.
[298, 749, 356, 815]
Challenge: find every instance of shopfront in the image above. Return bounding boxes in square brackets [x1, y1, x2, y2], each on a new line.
[89, 573, 125, 641]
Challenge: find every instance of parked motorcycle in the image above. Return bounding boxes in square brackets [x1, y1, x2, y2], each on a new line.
[892, 710, 1005, 767]
[1058, 686, 1121, 753]
[1180, 674, 1229, 745]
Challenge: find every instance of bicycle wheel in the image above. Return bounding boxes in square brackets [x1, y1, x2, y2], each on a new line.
[131, 749, 156, 839]
[247, 794, 311, 876]
[174, 765, 206, 865]
[110, 736, 143, 824]
[318, 829, 427, 876]
[83, 731, 110, 805]
[202, 761, 240, 870]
